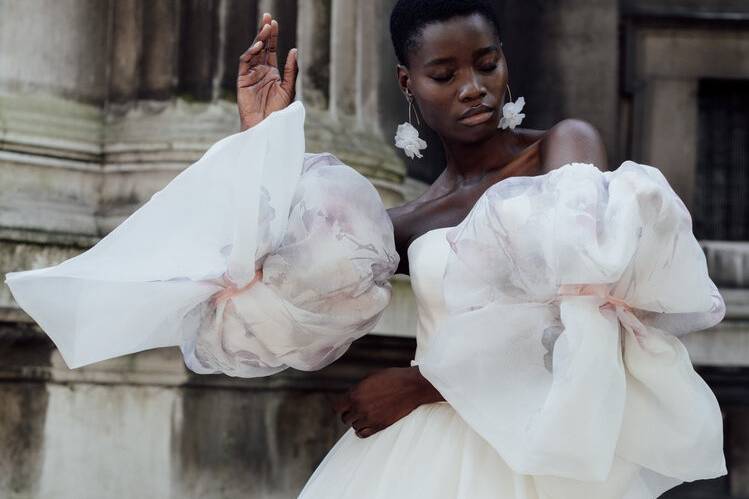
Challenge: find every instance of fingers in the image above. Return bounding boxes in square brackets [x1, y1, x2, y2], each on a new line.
[281, 48, 298, 97]
[355, 427, 376, 439]
[250, 24, 273, 66]
[333, 391, 379, 438]
[341, 409, 357, 427]
[266, 20, 279, 68]
[259, 12, 271, 30]
[238, 14, 273, 76]
[353, 418, 381, 439]
[238, 40, 264, 76]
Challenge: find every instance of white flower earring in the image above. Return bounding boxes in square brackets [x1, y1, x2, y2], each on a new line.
[394, 92, 427, 159]
[498, 84, 526, 130]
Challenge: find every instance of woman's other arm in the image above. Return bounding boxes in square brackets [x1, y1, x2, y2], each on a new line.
[539, 118, 608, 172]
[333, 366, 444, 438]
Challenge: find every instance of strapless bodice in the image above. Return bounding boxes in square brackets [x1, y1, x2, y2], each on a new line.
[407, 227, 453, 365]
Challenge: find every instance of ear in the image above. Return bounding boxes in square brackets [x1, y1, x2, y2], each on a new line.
[396, 64, 410, 97]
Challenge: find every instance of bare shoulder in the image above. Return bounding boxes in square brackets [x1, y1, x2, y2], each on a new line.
[386, 199, 422, 273]
[387, 199, 418, 225]
[539, 118, 608, 172]
[386, 168, 452, 226]
[387, 195, 431, 245]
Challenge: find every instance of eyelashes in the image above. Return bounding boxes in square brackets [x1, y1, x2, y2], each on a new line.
[429, 64, 499, 84]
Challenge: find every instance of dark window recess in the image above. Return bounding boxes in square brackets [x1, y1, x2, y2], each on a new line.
[695, 79, 749, 241]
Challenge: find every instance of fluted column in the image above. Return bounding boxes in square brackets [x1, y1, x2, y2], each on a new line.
[140, 0, 179, 100]
[355, 0, 381, 133]
[329, 0, 356, 120]
[296, 0, 331, 108]
[177, 0, 218, 101]
[109, 0, 143, 103]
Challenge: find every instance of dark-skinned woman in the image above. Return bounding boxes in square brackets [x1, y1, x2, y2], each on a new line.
[296, 3, 722, 498]
[6, 1, 727, 498]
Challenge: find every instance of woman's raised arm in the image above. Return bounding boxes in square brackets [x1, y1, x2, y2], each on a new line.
[237, 13, 299, 131]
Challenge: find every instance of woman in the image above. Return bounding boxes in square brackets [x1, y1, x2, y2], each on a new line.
[233, 2, 725, 499]
[6, 1, 725, 497]
[239, 1, 608, 436]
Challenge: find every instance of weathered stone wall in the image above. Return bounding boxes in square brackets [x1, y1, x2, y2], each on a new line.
[0, 328, 415, 499]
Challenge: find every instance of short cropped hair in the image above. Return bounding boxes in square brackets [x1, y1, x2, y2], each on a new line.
[389, 0, 501, 67]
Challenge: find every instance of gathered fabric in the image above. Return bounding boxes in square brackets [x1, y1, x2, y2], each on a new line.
[211, 270, 264, 306]
[5, 102, 398, 377]
[416, 161, 726, 497]
[557, 283, 634, 311]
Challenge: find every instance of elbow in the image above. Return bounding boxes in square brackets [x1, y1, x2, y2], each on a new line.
[541, 118, 608, 172]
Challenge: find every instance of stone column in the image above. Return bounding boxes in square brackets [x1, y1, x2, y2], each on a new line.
[0, 0, 110, 237]
[296, 0, 331, 109]
[0, 0, 110, 102]
[177, 0, 218, 101]
[140, 0, 179, 101]
[109, 0, 143, 103]
[355, 0, 381, 133]
[329, 0, 356, 120]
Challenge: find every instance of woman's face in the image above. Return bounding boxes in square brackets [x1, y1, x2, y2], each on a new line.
[398, 13, 507, 144]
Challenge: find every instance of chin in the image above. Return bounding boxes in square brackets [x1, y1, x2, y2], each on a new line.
[453, 122, 498, 144]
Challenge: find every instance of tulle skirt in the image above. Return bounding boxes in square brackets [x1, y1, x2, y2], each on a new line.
[298, 402, 537, 499]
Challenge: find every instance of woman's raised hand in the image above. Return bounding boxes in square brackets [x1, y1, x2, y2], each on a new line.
[237, 13, 299, 131]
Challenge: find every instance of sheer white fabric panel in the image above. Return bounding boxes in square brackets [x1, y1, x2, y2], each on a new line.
[6, 103, 398, 377]
[419, 162, 726, 496]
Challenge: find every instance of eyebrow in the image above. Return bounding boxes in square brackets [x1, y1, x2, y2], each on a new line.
[474, 45, 499, 58]
[423, 45, 499, 67]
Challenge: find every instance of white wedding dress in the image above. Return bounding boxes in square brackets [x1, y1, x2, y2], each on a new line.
[298, 219, 723, 499]
[6, 103, 727, 499]
[299, 227, 541, 499]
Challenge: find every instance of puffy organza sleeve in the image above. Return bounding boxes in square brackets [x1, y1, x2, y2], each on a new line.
[5, 102, 398, 377]
[418, 162, 726, 498]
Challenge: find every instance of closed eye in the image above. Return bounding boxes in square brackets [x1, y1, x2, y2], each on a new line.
[430, 73, 454, 83]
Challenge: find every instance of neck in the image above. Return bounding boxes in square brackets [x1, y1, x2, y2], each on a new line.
[440, 129, 518, 187]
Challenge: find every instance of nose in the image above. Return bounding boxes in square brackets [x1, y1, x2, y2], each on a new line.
[458, 70, 487, 103]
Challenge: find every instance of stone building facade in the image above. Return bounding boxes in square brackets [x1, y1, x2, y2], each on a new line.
[0, 1, 747, 498]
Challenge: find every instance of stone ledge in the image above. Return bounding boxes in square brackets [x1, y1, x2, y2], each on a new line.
[1, 96, 409, 236]
[684, 320, 749, 367]
[703, 241, 749, 288]
[0, 93, 103, 163]
[0, 329, 415, 391]
[722, 288, 749, 320]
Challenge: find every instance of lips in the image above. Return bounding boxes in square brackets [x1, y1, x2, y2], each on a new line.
[460, 104, 494, 120]
[458, 105, 496, 126]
